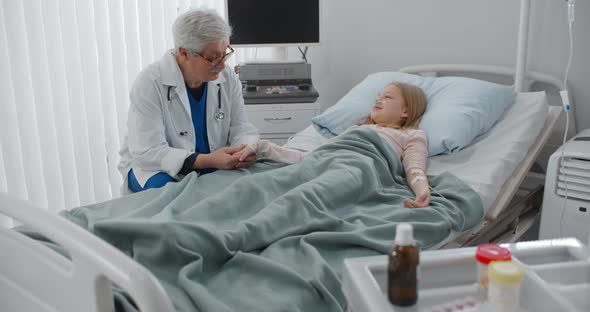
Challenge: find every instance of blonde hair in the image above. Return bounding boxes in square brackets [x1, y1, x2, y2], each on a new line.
[363, 82, 426, 130]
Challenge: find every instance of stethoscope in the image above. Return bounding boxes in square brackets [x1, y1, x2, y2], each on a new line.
[213, 85, 225, 121]
[167, 83, 225, 122]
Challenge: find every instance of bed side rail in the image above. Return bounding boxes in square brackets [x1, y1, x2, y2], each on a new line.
[0, 192, 175, 312]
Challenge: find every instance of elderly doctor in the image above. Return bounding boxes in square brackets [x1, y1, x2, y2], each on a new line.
[118, 9, 259, 193]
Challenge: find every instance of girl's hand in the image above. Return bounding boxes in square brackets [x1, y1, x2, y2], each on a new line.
[234, 144, 256, 162]
[403, 188, 431, 208]
[232, 144, 257, 168]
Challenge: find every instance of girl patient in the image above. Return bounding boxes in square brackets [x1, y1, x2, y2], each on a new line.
[235, 82, 430, 208]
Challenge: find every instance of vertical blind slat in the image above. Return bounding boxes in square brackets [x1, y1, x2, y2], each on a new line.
[164, 1, 178, 50]
[2, 0, 48, 209]
[122, 0, 143, 92]
[59, 0, 97, 205]
[151, 0, 167, 57]
[0, 1, 28, 203]
[137, 0, 154, 67]
[75, 0, 112, 202]
[42, 0, 81, 209]
[23, 0, 66, 212]
[0, 144, 7, 193]
[107, 0, 131, 143]
[93, 0, 123, 197]
[0, 144, 12, 229]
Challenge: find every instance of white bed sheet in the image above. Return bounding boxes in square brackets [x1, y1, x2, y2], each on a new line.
[284, 91, 549, 214]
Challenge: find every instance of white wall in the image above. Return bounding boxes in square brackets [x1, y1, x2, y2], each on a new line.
[305, 0, 588, 131]
[530, 0, 589, 143]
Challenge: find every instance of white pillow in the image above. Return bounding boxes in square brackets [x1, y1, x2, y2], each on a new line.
[311, 72, 516, 156]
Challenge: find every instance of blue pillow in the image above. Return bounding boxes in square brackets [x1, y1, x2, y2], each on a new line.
[311, 72, 516, 156]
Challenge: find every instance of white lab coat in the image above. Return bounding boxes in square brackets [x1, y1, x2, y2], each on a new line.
[118, 51, 259, 193]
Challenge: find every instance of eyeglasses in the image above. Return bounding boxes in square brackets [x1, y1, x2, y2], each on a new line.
[192, 46, 234, 66]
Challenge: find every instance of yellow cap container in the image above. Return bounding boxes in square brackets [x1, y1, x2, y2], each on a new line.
[488, 261, 524, 284]
[487, 261, 524, 312]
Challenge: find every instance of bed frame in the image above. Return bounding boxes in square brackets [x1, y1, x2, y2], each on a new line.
[0, 194, 175, 312]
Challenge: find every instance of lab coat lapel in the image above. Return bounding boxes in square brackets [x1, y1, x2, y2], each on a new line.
[174, 84, 191, 120]
[160, 51, 191, 119]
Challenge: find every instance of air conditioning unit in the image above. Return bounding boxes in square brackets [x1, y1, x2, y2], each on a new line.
[540, 129, 590, 244]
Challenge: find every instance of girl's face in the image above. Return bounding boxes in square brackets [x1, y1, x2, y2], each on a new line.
[371, 84, 408, 126]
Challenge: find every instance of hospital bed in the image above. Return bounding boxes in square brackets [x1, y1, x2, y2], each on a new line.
[286, 64, 563, 248]
[0, 64, 562, 312]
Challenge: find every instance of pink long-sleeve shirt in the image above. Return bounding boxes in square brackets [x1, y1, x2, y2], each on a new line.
[255, 125, 428, 172]
[354, 125, 428, 172]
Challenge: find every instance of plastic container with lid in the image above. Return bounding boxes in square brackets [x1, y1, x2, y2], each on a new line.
[487, 261, 524, 312]
[475, 244, 512, 287]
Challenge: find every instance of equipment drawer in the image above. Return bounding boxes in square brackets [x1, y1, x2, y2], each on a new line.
[246, 109, 316, 135]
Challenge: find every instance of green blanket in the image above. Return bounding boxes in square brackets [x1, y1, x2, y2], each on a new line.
[60, 127, 483, 311]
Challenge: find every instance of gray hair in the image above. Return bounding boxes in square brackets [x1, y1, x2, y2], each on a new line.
[172, 9, 232, 53]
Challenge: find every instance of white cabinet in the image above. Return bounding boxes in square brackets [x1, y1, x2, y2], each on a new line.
[245, 102, 321, 145]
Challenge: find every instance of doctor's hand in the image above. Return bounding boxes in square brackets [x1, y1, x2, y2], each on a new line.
[195, 146, 243, 170]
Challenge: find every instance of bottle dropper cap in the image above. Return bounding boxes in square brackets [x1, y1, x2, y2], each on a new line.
[395, 223, 414, 246]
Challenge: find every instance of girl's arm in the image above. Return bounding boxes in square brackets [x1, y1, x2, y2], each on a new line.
[235, 140, 305, 164]
[401, 131, 430, 208]
[404, 169, 430, 208]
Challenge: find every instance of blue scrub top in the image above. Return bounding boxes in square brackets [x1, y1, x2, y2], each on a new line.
[187, 83, 211, 154]
[186, 83, 215, 175]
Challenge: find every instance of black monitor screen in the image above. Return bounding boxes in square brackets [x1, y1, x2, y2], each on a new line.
[226, 0, 320, 46]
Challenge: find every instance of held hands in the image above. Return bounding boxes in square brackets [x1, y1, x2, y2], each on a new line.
[234, 144, 257, 162]
[234, 144, 257, 169]
[197, 145, 257, 170]
[208, 146, 244, 170]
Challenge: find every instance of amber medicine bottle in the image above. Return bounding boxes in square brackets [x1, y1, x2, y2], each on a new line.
[388, 223, 419, 307]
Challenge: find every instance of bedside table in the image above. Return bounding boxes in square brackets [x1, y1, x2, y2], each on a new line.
[245, 102, 321, 145]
